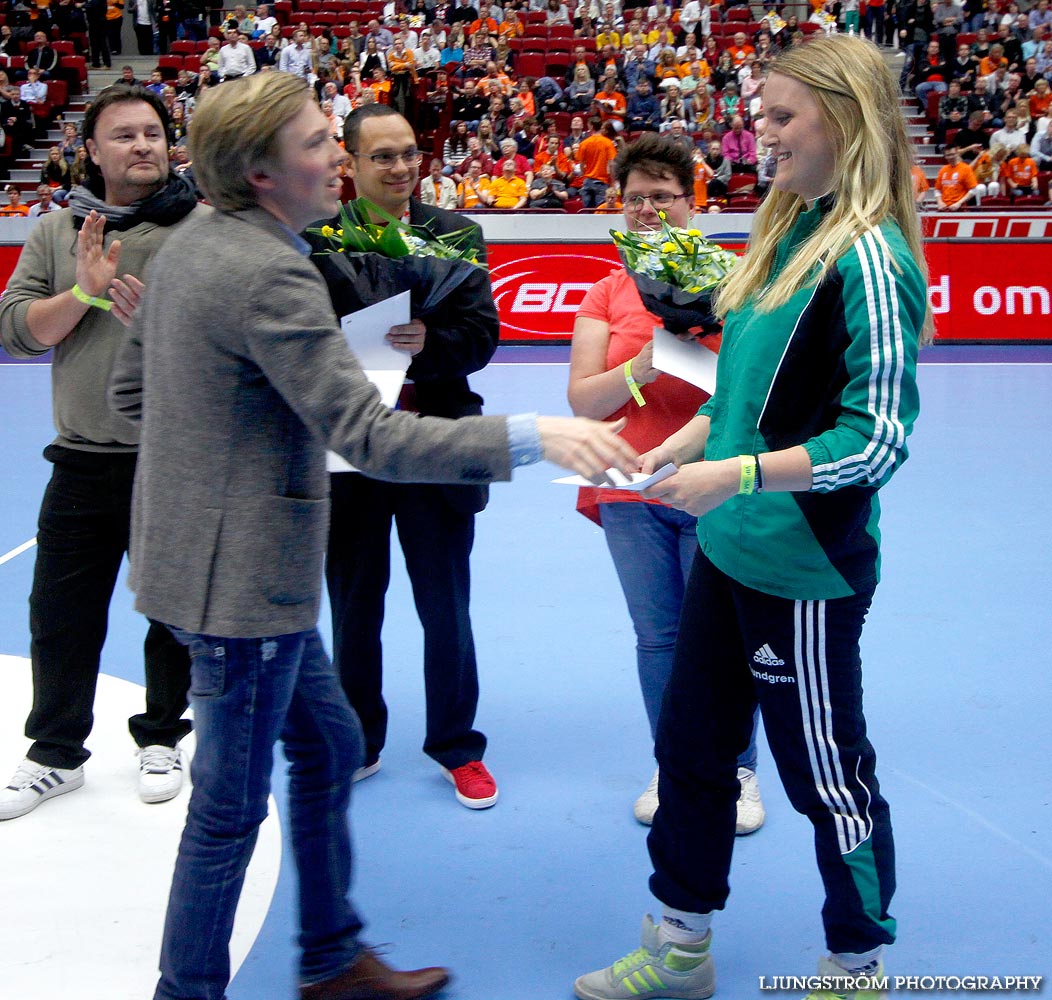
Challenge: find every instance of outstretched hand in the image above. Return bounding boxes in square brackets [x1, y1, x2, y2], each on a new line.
[537, 416, 640, 485]
[75, 210, 122, 298]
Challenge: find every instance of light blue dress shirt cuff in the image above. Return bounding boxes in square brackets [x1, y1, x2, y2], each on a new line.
[507, 413, 543, 469]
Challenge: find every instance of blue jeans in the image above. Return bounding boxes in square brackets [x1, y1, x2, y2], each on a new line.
[581, 176, 608, 209]
[914, 79, 947, 108]
[155, 627, 365, 1000]
[599, 502, 758, 771]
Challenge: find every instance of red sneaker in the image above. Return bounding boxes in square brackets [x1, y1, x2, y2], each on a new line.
[442, 761, 499, 809]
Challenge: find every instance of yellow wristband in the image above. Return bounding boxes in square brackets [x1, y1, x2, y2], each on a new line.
[624, 360, 646, 407]
[71, 283, 113, 312]
[738, 455, 757, 495]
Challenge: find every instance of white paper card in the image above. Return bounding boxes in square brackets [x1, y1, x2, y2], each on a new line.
[552, 463, 679, 491]
[327, 291, 412, 473]
[652, 326, 719, 394]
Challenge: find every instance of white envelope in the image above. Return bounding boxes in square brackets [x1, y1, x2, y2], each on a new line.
[652, 326, 719, 394]
[327, 291, 412, 473]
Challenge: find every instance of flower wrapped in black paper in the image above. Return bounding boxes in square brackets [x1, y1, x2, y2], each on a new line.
[306, 197, 486, 319]
[612, 216, 739, 336]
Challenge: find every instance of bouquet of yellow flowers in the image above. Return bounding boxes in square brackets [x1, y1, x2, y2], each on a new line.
[306, 198, 488, 319]
[310, 198, 485, 268]
[612, 214, 738, 335]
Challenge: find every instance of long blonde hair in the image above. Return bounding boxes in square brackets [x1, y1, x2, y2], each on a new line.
[716, 35, 932, 342]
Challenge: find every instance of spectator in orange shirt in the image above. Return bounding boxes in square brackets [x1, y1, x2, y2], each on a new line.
[1004, 143, 1040, 196]
[910, 163, 931, 207]
[594, 183, 623, 213]
[1029, 78, 1051, 119]
[935, 145, 980, 209]
[0, 185, 29, 216]
[693, 146, 713, 209]
[577, 114, 619, 208]
[479, 157, 529, 208]
[979, 43, 1009, 78]
[595, 76, 628, 130]
[726, 32, 756, 68]
[366, 67, 392, 103]
[534, 133, 573, 179]
[468, 16, 498, 41]
[499, 11, 523, 39]
[457, 158, 487, 208]
[971, 142, 1008, 197]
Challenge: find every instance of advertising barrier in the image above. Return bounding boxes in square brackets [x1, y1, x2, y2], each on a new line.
[2, 212, 1050, 346]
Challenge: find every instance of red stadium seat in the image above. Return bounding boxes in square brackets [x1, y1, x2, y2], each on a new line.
[549, 111, 573, 134]
[58, 55, 88, 95]
[518, 52, 546, 77]
[170, 40, 196, 54]
[158, 54, 183, 79]
[549, 24, 574, 37]
[52, 40, 76, 56]
[926, 91, 941, 123]
[546, 52, 571, 75]
[45, 78, 68, 109]
[726, 8, 752, 21]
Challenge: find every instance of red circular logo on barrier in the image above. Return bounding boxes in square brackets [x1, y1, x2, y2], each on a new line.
[487, 246, 620, 339]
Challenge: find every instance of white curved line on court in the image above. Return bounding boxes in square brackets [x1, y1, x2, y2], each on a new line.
[889, 766, 1052, 874]
[0, 537, 36, 566]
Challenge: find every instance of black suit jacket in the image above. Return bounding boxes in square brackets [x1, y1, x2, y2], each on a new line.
[307, 198, 499, 514]
[404, 198, 499, 514]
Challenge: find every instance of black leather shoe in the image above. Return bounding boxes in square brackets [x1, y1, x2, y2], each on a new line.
[300, 950, 451, 1000]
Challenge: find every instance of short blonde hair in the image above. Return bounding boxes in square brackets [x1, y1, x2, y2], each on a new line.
[716, 35, 932, 342]
[188, 72, 312, 211]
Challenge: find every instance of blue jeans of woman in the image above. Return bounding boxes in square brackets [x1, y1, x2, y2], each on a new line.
[154, 627, 365, 1000]
[599, 501, 758, 772]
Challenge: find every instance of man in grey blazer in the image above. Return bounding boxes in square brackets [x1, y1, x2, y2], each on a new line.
[109, 73, 638, 1000]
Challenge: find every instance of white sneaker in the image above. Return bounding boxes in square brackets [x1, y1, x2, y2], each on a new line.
[137, 745, 184, 804]
[634, 767, 660, 825]
[735, 766, 766, 835]
[0, 758, 85, 821]
[353, 757, 381, 783]
[635, 766, 766, 834]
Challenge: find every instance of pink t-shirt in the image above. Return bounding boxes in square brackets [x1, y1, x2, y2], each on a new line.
[574, 268, 714, 523]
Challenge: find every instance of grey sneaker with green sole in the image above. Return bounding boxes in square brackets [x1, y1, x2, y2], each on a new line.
[574, 915, 715, 1000]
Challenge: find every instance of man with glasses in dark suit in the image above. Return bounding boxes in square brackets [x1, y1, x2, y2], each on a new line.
[313, 105, 503, 810]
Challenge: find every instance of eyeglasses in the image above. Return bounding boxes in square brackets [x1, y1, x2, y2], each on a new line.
[350, 148, 424, 168]
[622, 192, 691, 212]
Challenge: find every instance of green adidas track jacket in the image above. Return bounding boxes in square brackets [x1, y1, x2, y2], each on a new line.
[697, 202, 927, 600]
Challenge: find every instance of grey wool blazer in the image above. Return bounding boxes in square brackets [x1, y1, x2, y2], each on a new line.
[111, 207, 513, 639]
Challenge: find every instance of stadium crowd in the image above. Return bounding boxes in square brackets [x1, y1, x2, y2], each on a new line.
[0, 0, 1050, 210]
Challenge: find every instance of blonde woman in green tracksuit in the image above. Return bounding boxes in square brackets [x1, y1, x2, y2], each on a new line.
[576, 35, 931, 1000]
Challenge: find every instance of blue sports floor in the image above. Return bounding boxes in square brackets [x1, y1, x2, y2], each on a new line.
[0, 345, 1050, 998]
